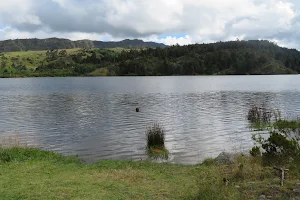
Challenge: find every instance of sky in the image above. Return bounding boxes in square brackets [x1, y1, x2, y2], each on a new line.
[0, 0, 300, 49]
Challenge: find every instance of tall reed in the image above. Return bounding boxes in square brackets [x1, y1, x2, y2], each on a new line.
[146, 122, 165, 149]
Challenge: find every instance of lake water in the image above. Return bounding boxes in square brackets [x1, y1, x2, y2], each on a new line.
[0, 76, 300, 164]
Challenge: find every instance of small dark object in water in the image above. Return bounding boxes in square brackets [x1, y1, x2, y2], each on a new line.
[136, 108, 140, 112]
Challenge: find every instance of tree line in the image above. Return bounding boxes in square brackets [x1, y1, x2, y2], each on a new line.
[111, 40, 300, 75]
[2, 40, 300, 77]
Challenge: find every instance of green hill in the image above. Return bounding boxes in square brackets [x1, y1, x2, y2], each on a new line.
[0, 40, 299, 77]
[0, 38, 166, 52]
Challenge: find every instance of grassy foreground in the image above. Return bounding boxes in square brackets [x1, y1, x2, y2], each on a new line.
[1, 148, 300, 200]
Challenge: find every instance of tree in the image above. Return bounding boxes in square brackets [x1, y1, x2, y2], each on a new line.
[59, 50, 67, 57]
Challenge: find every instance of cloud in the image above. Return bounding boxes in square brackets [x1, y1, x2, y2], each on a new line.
[145, 34, 193, 46]
[0, 26, 114, 41]
[0, 0, 300, 49]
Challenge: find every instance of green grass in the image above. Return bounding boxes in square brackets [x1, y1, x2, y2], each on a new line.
[147, 147, 169, 160]
[1, 147, 300, 199]
[88, 68, 110, 76]
[249, 118, 300, 136]
[273, 119, 300, 132]
[0, 147, 198, 200]
[0, 49, 83, 74]
[1, 50, 46, 72]
[0, 48, 118, 77]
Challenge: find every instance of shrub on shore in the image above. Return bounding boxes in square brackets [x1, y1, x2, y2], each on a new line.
[252, 130, 300, 166]
[249, 108, 300, 167]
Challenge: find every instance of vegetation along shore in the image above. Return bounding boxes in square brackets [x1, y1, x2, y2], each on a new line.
[1, 107, 300, 200]
[0, 39, 300, 77]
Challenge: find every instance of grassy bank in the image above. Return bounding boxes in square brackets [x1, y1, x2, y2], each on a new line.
[0, 48, 118, 77]
[1, 148, 300, 200]
[0, 148, 198, 200]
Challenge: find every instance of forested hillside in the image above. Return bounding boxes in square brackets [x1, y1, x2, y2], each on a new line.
[114, 40, 300, 75]
[0, 40, 299, 77]
[0, 38, 166, 52]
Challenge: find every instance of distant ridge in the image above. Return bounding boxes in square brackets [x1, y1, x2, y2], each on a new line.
[0, 38, 167, 52]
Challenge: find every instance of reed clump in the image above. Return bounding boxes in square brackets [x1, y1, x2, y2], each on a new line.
[247, 105, 273, 123]
[146, 122, 169, 159]
[0, 132, 28, 148]
[146, 122, 165, 149]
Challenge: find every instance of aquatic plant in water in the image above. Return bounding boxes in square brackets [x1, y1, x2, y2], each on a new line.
[247, 105, 282, 131]
[145, 122, 169, 159]
[247, 105, 272, 123]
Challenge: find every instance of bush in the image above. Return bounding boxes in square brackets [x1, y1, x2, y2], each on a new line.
[146, 123, 165, 149]
[249, 146, 261, 157]
[252, 131, 300, 166]
[74, 64, 96, 75]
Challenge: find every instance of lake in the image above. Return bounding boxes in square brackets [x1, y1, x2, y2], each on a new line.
[0, 75, 300, 164]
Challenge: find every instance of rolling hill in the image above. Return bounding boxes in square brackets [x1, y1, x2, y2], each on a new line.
[0, 40, 299, 77]
[0, 38, 166, 52]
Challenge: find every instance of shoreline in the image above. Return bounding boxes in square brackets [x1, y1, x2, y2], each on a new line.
[0, 73, 299, 79]
[1, 147, 300, 199]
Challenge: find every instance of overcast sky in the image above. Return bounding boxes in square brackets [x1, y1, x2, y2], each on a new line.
[0, 0, 300, 49]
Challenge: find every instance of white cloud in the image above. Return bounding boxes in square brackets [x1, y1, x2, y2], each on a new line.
[145, 35, 192, 46]
[0, 0, 38, 25]
[0, 27, 114, 41]
[0, 0, 300, 48]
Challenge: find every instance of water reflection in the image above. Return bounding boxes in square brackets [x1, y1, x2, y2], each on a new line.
[0, 76, 300, 164]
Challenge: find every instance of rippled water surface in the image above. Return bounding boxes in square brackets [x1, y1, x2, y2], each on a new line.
[1, 76, 300, 164]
